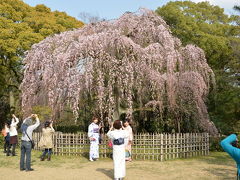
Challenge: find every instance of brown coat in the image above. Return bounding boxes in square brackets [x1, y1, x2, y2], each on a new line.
[39, 127, 55, 149]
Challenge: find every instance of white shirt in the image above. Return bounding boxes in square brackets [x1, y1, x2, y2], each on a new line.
[9, 117, 19, 136]
[125, 125, 133, 141]
[21, 117, 40, 141]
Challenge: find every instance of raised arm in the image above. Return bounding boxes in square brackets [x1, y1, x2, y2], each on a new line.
[22, 115, 32, 124]
[11, 114, 19, 126]
[28, 115, 40, 131]
[220, 134, 240, 163]
[107, 124, 114, 139]
[50, 121, 55, 133]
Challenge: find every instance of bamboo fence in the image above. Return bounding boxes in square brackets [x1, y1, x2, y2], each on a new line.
[32, 132, 209, 161]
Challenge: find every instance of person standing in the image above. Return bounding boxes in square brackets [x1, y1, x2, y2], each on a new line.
[123, 118, 133, 161]
[220, 134, 240, 179]
[107, 120, 128, 180]
[39, 120, 55, 161]
[20, 114, 40, 171]
[1, 121, 11, 154]
[9, 114, 19, 156]
[88, 117, 101, 161]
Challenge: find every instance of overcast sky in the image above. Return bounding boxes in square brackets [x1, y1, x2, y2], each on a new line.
[23, 0, 239, 21]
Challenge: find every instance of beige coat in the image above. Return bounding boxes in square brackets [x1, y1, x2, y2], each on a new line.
[39, 127, 55, 149]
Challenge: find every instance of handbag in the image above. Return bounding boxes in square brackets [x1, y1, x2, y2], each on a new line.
[107, 140, 113, 148]
[25, 132, 35, 149]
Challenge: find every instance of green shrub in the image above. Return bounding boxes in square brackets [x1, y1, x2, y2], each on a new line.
[55, 125, 86, 133]
[209, 136, 225, 152]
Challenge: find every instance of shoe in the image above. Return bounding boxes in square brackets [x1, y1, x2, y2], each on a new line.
[25, 168, 34, 172]
[89, 158, 94, 161]
[40, 155, 45, 161]
[20, 168, 25, 171]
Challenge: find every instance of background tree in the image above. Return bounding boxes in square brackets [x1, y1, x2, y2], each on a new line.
[156, 1, 240, 134]
[234, 5, 240, 12]
[78, 12, 105, 24]
[20, 9, 218, 135]
[0, 0, 84, 128]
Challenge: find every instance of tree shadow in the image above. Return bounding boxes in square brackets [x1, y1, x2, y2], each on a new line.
[199, 153, 236, 167]
[203, 167, 236, 179]
[96, 168, 114, 179]
[198, 153, 236, 179]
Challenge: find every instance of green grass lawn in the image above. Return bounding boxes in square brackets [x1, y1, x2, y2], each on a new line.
[0, 148, 237, 180]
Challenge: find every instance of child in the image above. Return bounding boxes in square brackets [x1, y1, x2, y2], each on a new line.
[88, 117, 101, 161]
[107, 120, 128, 180]
[39, 120, 55, 161]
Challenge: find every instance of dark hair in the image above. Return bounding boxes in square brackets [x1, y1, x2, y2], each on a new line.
[92, 117, 98, 121]
[113, 120, 122, 130]
[231, 141, 238, 148]
[120, 113, 131, 124]
[123, 118, 130, 124]
[44, 121, 51, 128]
[5, 120, 11, 127]
[119, 113, 127, 121]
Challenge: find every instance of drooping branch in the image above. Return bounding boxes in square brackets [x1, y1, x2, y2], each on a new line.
[20, 9, 218, 135]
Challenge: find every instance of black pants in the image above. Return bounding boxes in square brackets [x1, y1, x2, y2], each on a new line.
[4, 138, 10, 154]
[10, 144, 16, 155]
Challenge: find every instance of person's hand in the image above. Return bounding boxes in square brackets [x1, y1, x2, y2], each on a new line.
[128, 140, 132, 145]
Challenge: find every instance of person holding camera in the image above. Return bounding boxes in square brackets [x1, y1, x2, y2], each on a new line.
[39, 120, 55, 161]
[220, 134, 240, 179]
[9, 114, 19, 156]
[107, 120, 128, 180]
[20, 114, 40, 171]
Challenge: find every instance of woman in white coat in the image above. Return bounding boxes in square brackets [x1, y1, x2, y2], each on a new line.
[107, 120, 128, 180]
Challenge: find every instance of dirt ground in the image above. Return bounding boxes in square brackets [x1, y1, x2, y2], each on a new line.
[0, 150, 237, 180]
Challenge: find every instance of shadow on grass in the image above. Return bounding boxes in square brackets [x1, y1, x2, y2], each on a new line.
[199, 152, 235, 167]
[96, 168, 114, 179]
[203, 167, 236, 180]
[198, 152, 236, 179]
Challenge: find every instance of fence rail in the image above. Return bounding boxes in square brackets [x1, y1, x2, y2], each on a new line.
[32, 132, 209, 161]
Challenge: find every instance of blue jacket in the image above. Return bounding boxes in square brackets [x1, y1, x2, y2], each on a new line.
[220, 134, 240, 175]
